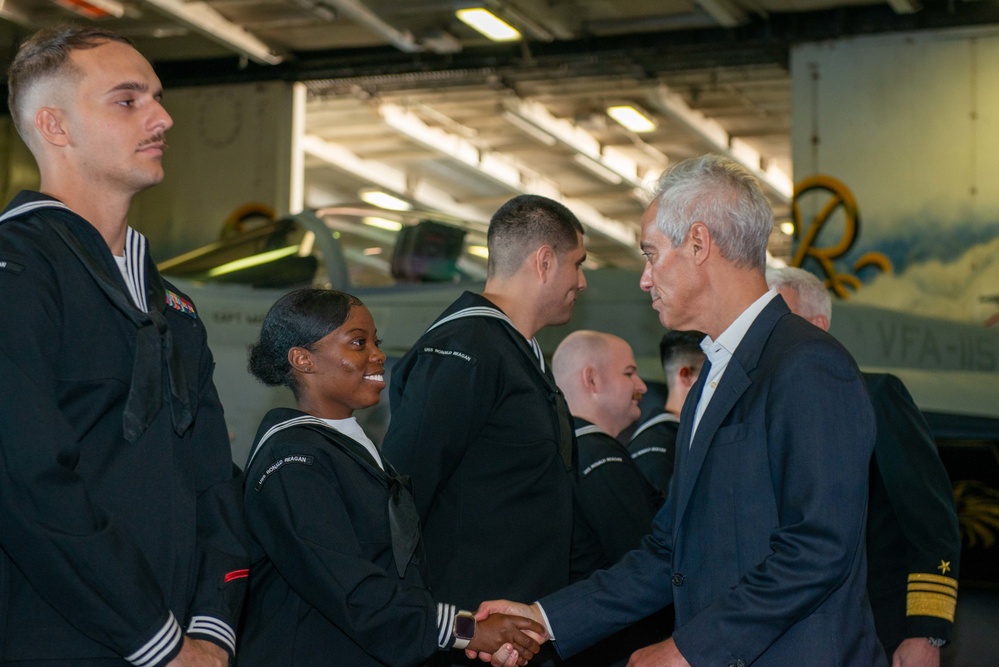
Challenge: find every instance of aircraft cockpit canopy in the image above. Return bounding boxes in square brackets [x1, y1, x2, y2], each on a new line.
[158, 205, 490, 290]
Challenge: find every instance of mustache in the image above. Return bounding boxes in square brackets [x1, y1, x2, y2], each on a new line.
[138, 132, 167, 150]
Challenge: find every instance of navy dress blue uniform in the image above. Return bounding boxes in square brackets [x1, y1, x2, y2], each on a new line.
[863, 373, 960, 655]
[571, 418, 662, 579]
[0, 192, 247, 665]
[568, 418, 669, 667]
[538, 297, 887, 667]
[383, 292, 574, 666]
[239, 409, 457, 667]
[626, 412, 680, 498]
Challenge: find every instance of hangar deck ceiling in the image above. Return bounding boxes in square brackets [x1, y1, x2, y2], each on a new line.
[4, 0, 999, 266]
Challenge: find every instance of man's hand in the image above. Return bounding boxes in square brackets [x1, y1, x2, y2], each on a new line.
[466, 600, 548, 666]
[166, 637, 227, 667]
[627, 638, 691, 667]
[892, 638, 940, 667]
[485, 643, 524, 667]
[467, 613, 546, 665]
[473, 599, 544, 624]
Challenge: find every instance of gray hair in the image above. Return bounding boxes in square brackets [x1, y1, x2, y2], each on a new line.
[649, 155, 772, 271]
[766, 266, 832, 323]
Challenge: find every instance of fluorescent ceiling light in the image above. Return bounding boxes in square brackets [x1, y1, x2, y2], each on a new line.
[607, 105, 657, 133]
[363, 216, 404, 232]
[360, 189, 412, 211]
[468, 245, 489, 259]
[456, 8, 521, 42]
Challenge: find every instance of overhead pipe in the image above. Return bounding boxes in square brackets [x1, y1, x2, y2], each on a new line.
[323, 0, 425, 53]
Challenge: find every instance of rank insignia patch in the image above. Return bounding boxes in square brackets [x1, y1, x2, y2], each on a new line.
[166, 290, 197, 319]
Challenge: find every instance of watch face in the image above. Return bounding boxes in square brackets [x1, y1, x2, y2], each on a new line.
[455, 614, 476, 640]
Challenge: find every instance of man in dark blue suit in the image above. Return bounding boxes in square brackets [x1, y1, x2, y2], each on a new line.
[472, 155, 886, 667]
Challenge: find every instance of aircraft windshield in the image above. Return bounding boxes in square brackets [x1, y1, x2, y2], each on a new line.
[159, 207, 489, 290]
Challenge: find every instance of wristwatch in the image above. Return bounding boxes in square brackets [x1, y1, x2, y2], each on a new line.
[927, 637, 946, 648]
[452, 611, 476, 650]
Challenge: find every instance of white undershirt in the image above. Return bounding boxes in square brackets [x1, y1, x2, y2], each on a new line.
[321, 416, 384, 470]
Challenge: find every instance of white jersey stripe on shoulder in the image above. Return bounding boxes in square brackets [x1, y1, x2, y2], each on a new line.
[0, 200, 72, 224]
[1, 201, 152, 312]
[427, 306, 513, 332]
[427, 306, 545, 371]
[246, 415, 330, 469]
[630, 412, 680, 441]
[575, 424, 611, 438]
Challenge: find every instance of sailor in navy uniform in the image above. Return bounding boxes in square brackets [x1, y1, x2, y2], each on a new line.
[383, 195, 587, 666]
[238, 289, 544, 666]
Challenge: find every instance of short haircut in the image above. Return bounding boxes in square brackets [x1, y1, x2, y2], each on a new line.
[766, 266, 832, 323]
[659, 329, 706, 390]
[248, 288, 363, 398]
[7, 25, 132, 141]
[552, 330, 610, 386]
[649, 154, 773, 272]
[487, 194, 585, 277]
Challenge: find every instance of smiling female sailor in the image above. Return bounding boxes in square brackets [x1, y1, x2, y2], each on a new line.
[236, 288, 544, 666]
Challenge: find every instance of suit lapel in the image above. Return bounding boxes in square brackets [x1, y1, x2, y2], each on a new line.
[671, 297, 790, 532]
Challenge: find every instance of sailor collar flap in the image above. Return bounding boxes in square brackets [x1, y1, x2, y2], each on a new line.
[427, 303, 575, 472]
[247, 414, 421, 578]
[0, 198, 193, 443]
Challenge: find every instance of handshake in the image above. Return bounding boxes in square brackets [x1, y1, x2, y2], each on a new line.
[462, 600, 546, 667]
[463, 600, 686, 667]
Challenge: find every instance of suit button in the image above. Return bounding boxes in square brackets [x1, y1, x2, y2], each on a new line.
[671, 573, 685, 586]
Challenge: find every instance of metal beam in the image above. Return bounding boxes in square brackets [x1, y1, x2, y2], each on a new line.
[141, 0, 283, 64]
[322, 0, 423, 53]
[886, 0, 921, 15]
[305, 108, 639, 249]
[650, 82, 792, 203]
[301, 134, 489, 223]
[694, 0, 748, 28]
[501, 98, 667, 189]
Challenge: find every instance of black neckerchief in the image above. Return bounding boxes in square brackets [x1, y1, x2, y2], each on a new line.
[46, 214, 193, 443]
[248, 415, 421, 579]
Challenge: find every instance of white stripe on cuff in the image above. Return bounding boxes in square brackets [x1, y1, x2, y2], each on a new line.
[125, 612, 183, 667]
[437, 603, 457, 648]
[187, 615, 236, 654]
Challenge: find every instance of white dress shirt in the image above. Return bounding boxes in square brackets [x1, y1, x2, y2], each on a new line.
[689, 289, 778, 444]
